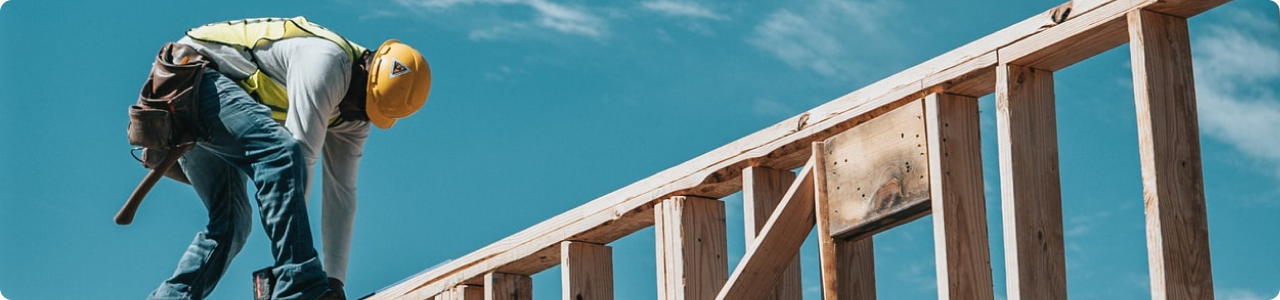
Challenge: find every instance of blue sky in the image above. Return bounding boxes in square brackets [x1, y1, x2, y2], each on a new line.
[0, 0, 1277, 299]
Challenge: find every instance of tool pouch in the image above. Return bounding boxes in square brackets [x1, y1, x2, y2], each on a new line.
[127, 42, 209, 151]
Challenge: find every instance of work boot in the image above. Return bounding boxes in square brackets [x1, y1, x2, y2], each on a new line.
[317, 278, 347, 300]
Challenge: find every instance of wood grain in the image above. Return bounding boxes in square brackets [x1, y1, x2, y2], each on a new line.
[742, 167, 803, 300]
[1128, 9, 1215, 300]
[926, 93, 994, 300]
[822, 100, 932, 239]
[562, 241, 614, 300]
[655, 196, 728, 300]
[996, 63, 1067, 300]
[484, 273, 532, 300]
[834, 237, 876, 300]
[457, 285, 485, 300]
[716, 158, 816, 300]
[814, 142, 876, 300]
[367, 1, 1235, 298]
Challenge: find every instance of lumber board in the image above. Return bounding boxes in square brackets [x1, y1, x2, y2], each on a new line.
[715, 158, 816, 300]
[996, 63, 1067, 300]
[814, 143, 876, 300]
[655, 196, 728, 300]
[1000, 0, 1130, 71]
[1128, 9, 1214, 300]
[926, 93, 994, 300]
[365, 1, 1236, 298]
[834, 237, 876, 300]
[821, 100, 932, 239]
[1146, 0, 1235, 18]
[812, 143, 840, 300]
[433, 285, 484, 300]
[741, 167, 803, 300]
[1001, 0, 1231, 71]
[485, 273, 532, 300]
[457, 285, 485, 300]
[561, 241, 614, 300]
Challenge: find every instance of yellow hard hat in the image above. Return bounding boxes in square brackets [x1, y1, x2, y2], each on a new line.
[366, 40, 431, 129]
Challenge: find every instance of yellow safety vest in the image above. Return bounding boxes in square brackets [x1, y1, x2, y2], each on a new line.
[185, 17, 368, 123]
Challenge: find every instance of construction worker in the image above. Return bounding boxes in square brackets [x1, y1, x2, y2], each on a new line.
[145, 17, 430, 300]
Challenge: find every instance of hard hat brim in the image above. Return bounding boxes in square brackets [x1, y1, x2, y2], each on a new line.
[367, 108, 396, 129]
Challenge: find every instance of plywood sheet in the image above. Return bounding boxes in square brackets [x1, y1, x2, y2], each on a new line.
[821, 100, 931, 239]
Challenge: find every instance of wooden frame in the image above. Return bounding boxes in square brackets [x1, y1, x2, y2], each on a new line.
[364, 1, 1234, 299]
[655, 196, 728, 300]
[926, 93, 994, 300]
[562, 241, 614, 300]
[742, 167, 803, 299]
[815, 142, 877, 300]
[716, 157, 817, 300]
[996, 62, 1067, 300]
[820, 100, 932, 239]
[1128, 9, 1214, 300]
[485, 273, 532, 300]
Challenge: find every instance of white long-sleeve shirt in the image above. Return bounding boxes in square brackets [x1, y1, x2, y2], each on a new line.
[178, 36, 367, 281]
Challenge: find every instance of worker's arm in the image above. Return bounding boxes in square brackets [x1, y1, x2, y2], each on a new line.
[319, 120, 368, 281]
[258, 37, 365, 281]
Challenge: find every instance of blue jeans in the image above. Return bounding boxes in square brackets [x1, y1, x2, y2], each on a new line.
[148, 69, 328, 300]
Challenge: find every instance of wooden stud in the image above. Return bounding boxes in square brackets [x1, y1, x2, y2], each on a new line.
[456, 285, 485, 300]
[926, 93, 995, 300]
[814, 142, 876, 300]
[433, 285, 482, 300]
[834, 238, 876, 299]
[716, 157, 816, 300]
[1128, 9, 1214, 300]
[996, 63, 1067, 300]
[742, 166, 803, 300]
[366, 1, 1236, 299]
[655, 196, 729, 300]
[562, 241, 614, 300]
[485, 272, 532, 300]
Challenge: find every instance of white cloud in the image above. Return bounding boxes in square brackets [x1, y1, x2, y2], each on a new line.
[1218, 288, 1271, 300]
[395, 0, 607, 40]
[748, 0, 900, 80]
[751, 10, 842, 77]
[752, 97, 794, 118]
[526, 0, 606, 38]
[1191, 9, 1280, 178]
[641, 1, 726, 20]
[1065, 210, 1113, 237]
[895, 262, 937, 292]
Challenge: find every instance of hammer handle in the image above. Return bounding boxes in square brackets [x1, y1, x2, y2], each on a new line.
[116, 145, 192, 225]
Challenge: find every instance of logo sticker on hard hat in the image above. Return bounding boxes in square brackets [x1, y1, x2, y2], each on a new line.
[390, 59, 411, 78]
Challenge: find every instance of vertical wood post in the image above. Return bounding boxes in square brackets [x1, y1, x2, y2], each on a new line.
[813, 142, 876, 300]
[485, 272, 533, 300]
[562, 241, 614, 300]
[434, 285, 484, 300]
[655, 196, 729, 300]
[996, 63, 1067, 300]
[926, 93, 995, 300]
[833, 238, 876, 299]
[1128, 9, 1215, 300]
[742, 167, 803, 300]
[716, 158, 817, 300]
[456, 285, 485, 300]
